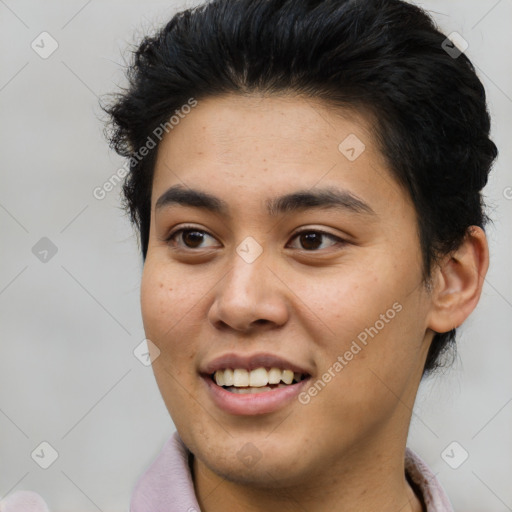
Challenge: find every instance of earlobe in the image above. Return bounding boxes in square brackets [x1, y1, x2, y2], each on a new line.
[427, 226, 489, 333]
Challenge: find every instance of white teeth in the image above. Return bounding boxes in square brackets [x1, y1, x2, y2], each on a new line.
[214, 371, 225, 386]
[223, 368, 234, 386]
[268, 367, 282, 384]
[281, 369, 294, 385]
[213, 367, 305, 388]
[249, 367, 268, 387]
[233, 369, 249, 387]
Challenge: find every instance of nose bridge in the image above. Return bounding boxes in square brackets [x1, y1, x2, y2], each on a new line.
[222, 241, 268, 308]
[208, 237, 288, 331]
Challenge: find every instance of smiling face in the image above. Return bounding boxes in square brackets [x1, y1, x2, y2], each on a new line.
[140, 93, 434, 490]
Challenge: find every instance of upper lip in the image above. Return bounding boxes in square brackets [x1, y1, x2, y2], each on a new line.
[200, 352, 312, 376]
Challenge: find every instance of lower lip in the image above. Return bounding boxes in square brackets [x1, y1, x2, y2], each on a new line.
[202, 375, 310, 415]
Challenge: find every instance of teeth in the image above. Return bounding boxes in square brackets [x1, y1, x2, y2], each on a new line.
[282, 369, 294, 385]
[214, 370, 225, 386]
[268, 367, 281, 384]
[213, 367, 305, 388]
[249, 367, 268, 387]
[233, 369, 249, 387]
[223, 368, 234, 386]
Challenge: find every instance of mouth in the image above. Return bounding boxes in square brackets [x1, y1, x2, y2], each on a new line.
[200, 352, 313, 415]
[209, 367, 309, 394]
[201, 368, 311, 415]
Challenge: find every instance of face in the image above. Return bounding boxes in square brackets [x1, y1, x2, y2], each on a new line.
[141, 93, 434, 487]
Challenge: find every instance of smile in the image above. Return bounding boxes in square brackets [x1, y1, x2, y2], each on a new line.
[199, 352, 313, 414]
[202, 371, 311, 415]
[212, 367, 307, 393]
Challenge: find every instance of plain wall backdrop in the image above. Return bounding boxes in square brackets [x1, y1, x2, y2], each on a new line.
[1, 0, 511, 510]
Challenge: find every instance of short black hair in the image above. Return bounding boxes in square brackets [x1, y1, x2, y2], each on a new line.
[104, 0, 498, 375]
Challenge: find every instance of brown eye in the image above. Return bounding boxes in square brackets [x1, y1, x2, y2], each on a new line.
[180, 230, 206, 248]
[166, 227, 219, 249]
[288, 230, 344, 251]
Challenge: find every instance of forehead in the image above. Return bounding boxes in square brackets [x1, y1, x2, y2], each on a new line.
[151, 93, 408, 219]
[156, 93, 378, 165]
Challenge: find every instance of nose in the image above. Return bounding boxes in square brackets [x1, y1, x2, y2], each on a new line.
[207, 250, 289, 333]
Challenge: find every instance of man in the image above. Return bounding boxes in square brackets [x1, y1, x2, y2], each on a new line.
[103, 0, 495, 511]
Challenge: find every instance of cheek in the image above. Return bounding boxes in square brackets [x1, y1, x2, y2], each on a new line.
[140, 259, 210, 368]
[140, 268, 168, 337]
[296, 267, 399, 343]
[304, 262, 427, 388]
[140, 261, 190, 348]
[140, 261, 201, 406]
[141, 257, 190, 321]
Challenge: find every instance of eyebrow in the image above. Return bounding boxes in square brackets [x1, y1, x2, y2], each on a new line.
[155, 184, 377, 218]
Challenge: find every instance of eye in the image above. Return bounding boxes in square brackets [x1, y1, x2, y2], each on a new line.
[166, 226, 219, 249]
[165, 226, 345, 252]
[287, 229, 345, 251]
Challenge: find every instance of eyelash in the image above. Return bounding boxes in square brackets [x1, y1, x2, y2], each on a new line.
[164, 225, 346, 252]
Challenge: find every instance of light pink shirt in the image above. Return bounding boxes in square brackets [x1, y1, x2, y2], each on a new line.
[130, 432, 455, 512]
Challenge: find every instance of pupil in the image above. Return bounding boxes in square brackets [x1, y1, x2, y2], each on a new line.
[184, 231, 203, 247]
[301, 232, 321, 250]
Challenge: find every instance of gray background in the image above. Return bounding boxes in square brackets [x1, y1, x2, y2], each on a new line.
[0, 0, 511, 510]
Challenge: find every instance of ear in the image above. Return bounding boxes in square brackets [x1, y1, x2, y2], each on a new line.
[427, 226, 489, 333]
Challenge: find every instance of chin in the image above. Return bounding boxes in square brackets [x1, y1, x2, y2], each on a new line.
[189, 431, 316, 488]
[205, 452, 310, 488]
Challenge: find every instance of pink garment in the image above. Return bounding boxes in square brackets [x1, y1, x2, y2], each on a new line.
[130, 431, 455, 512]
[0, 491, 49, 512]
